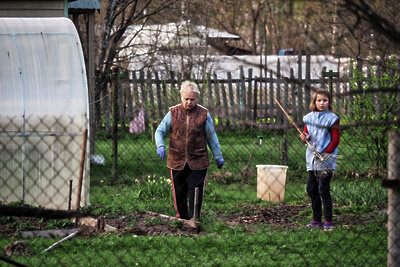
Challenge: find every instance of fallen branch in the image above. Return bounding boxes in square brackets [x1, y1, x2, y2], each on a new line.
[41, 230, 80, 253]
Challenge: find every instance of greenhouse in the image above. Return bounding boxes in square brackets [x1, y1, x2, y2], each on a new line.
[0, 18, 89, 210]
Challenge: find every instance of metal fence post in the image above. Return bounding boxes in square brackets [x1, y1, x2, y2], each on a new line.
[388, 130, 400, 266]
[111, 67, 119, 181]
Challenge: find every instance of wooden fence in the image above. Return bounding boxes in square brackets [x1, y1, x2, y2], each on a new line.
[98, 54, 354, 132]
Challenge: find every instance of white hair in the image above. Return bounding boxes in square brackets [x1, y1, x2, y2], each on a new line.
[180, 81, 200, 95]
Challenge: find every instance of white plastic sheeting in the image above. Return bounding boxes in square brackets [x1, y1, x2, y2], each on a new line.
[0, 18, 89, 210]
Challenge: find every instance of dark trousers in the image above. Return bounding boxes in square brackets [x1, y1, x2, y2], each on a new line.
[171, 164, 207, 220]
[306, 170, 333, 222]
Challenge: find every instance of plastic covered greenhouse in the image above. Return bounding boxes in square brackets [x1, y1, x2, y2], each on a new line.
[0, 18, 89, 210]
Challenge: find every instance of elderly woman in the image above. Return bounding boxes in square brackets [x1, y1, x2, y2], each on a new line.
[155, 81, 224, 220]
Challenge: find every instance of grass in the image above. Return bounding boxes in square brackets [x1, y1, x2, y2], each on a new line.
[0, 129, 389, 266]
[2, 178, 387, 266]
[1, 221, 387, 266]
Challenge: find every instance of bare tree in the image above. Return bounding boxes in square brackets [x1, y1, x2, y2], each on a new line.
[94, 0, 177, 132]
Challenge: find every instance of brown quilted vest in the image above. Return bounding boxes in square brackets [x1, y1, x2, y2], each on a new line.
[167, 104, 210, 170]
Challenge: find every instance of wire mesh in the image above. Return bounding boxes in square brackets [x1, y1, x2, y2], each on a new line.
[1, 76, 398, 266]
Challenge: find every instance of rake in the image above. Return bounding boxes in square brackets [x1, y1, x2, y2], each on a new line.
[274, 98, 324, 161]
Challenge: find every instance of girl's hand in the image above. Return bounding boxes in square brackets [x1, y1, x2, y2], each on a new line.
[300, 133, 310, 143]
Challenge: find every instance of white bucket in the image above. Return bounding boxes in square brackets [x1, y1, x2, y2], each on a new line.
[256, 165, 288, 202]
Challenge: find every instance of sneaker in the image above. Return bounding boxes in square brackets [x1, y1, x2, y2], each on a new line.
[324, 221, 334, 229]
[306, 221, 322, 228]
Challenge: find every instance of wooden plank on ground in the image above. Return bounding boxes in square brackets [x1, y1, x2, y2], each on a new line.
[145, 211, 199, 228]
[21, 228, 80, 238]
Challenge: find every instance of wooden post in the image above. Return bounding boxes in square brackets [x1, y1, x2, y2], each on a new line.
[87, 13, 96, 156]
[322, 70, 339, 96]
[388, 131, 400, 266]
[76, 129, 88, 210]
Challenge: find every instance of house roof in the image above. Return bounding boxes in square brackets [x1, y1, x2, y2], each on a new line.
[121, 20, 241, 55]
[195, 25, 240, 39]
[68, 0, 101, 10]
[125, 20, 240, 40]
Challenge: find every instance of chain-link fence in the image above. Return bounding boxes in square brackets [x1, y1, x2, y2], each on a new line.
[1, 60, 399, 266]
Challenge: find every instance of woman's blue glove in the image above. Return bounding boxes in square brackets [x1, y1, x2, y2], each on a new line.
[216, 158, 224, 169]
[157, 146, 165, 160]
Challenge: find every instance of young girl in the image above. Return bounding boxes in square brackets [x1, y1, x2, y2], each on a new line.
[300, 89, 340, 229]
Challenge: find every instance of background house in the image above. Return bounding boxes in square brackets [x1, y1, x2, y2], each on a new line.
[0, 0, 71, 17]
[118, 20, 349, 80]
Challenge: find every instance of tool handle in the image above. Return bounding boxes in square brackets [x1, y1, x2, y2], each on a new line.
[273, 98, 302, 135]
[274, 98, 324, 161]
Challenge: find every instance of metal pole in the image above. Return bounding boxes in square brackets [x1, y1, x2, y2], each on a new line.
[112, 67, 119, 181]
[388, 130, 400, 266]
[68, 180, 73, 211]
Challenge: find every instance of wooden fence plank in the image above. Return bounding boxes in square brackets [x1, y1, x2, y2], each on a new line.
[139, 70, 148, 126]
[147, 71, 155, 121]
[247, 68, 253, 124]
[96, 52, 388, 132]
[283, 77, 289, 127]
[170, 71, 177, 107]
[276, 58, 282, 124]
[126, 72, 134, 122]
[161, 80, 168, 114]
[239, 65, 246, 126]
[269, 70, 274, 123]
[155, 72, 163, 120]
[117, 74, 125, 129]
[253, 77, 258, 124]
[221, 82, 230, 128]
[305, 47, 311, 109]
[227, 72, 237, 127]
[132, 71, 140, 116]
[290, 69, 297, 123]
[297, 53, 303, 119]
[206, 74, 215, 125]
[213, 72, 222, 130]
